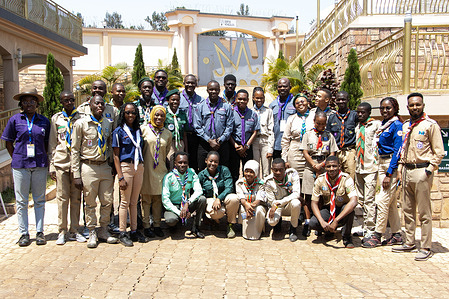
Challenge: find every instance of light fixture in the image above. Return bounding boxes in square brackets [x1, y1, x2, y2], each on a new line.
[15, 48, 22, 64]
[70, 59, 76, 66]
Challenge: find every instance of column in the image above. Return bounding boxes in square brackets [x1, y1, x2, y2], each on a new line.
[188, 26, 193, 74]
[180, 25, 186, 74]
[3, 54, 19, 111]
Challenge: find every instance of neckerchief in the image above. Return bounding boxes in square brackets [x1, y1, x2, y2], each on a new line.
[297, 110, 309, 142]
[123, 124, 143, 170]
[208, 171, 220, 199]
[182, 89, 196, 126]
[325, 171, 342, 224]
[148, 123, 164, 169]
[336, 110, 350, 148]
[314, 128, 323, 150]
[356, 118, 374, 168]
[243, 178, 261, 203]
[90, 115, 106, 156]
[153, 87, 168, 105]
[173, 168, 189, 224]
[167, 106, 181, 149]
[234, 106, 249, 145]
[62, 108, 77, 150]
[399, 113, 428, 159]
[276, 94, 293, 121]
[223, 90, 236, 106]
[139, 98, 153, 124]
[275, 175, 292, 194]
[206, 98, 221, 137]
[374, 116, 398, 145]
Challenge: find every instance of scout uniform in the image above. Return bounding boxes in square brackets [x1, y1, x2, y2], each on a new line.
[162, 168, 206, 230]
[309, 171, 358, 237]
[268, 93, 296, 157]
[222, 90, 236, 106]
[165, 107, 188, 169]
[308, 106, 335, 120]
[281, 112, 314, 179]
[152, 87, 168, 106]
[300, 129, 338, 195]
[355, 118, 381, 236]
[134, 97, 155, 125]
[48, 109, 82, 235]
[327, 110, 358, 179]
[252, 105, 274, 178]
[193, 98, 235, 169]
[77, 100, 118, 129]
[259, 168, 301, 228]
[399, 114, 444, 250]
[71, 114, 114, 232]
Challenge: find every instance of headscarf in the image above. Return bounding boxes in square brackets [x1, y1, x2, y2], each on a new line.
[149, 105, 166, 129]
[243, 160, 260, 177]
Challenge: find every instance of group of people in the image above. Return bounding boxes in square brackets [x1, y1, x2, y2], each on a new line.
[1, 70, 444, 261]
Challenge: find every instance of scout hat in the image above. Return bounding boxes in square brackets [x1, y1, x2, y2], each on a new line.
[13, 87, 44, 102]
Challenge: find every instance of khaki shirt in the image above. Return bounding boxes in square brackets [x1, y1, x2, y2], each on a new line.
[235, 178, 265, 204]
[399, 117, 445, 173]
[355, 119, 381, 174]
[256, 168, 301, 207]
[71, 115, 113, 179]
[77, 100, 118, 129]
[253, 106, 274, 153]
[301, 129, 338, 168]
[281, 113, 314, 161]
[48, 111, 82, 172]
[312, 172, 357, 207]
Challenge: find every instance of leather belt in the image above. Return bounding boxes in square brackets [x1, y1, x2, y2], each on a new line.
[405, 162, 430, 169]
[82, 159, 107, 165]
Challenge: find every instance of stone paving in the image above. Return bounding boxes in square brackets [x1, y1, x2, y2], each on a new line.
[1, 200, 449, 298]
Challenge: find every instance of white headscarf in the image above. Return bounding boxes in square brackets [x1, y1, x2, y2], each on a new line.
[243, 160, 260, 177]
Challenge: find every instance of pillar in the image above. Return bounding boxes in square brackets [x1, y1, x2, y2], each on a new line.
[180, 25, 186, 74]
[2, 54, 19, 111]
[188, 26, 193, 74]
[402, 11, 412, 94]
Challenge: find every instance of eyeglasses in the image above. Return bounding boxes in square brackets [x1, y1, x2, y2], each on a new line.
[380, 106, 393, 111]
[124, 111, 137, 115]
[155, 76, 167, 80]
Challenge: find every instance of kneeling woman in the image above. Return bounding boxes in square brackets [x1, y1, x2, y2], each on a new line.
[198, 151, 239, 238]
[236, 160, 266, 240]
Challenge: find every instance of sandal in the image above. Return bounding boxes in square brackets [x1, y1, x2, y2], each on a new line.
[362, 234, 382, 248]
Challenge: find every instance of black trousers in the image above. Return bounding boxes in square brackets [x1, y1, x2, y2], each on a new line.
[273, 150, 282, 159]
[197, 139, 230, 171]
[163, 196, 207, 228]
[185, 132, 200, 173]
[309, 203, 355, 237]
[229, 144, 253, 183]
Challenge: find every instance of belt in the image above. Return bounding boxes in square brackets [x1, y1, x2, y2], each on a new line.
[82, 159, 107, 165]
[341, 145, 355, 150]
[379, 154, 393, 159]
[312, 155, 326, 161]
[405, 162, 430, 169]
[121, 159, 143, 164]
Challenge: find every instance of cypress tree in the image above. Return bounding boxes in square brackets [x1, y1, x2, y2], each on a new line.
[132, 43, 146, 86]
[171, 48, 179, 72]
[341, 48, 363, 110]
[42, 52, 64, 120]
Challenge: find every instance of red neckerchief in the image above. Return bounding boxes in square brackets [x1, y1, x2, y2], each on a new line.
[336, 110, 350, 147]
[325, 171, 342, 224]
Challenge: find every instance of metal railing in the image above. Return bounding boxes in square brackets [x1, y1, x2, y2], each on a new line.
[0, 108, 21, 151]
[0, 0, 83, 45]
[371, 0, 449, 15]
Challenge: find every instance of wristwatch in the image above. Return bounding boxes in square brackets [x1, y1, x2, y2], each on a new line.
[425, 169, 432, 176]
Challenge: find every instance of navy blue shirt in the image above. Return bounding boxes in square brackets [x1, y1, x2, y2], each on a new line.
[326, 110, 358, 148]
[179, 90, 204, 132]
[378, 119, 403, 175]
[269, 94, 296, 151]
[231, 108, 260, 145]
[112, 126, 144, 163]
[193, 98, 234, 143]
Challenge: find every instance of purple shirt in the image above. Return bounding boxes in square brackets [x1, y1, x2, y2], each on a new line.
[1, 112, 50, 168]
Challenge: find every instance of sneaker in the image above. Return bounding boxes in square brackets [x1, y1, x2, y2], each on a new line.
[153, 227, 164, 237]
[302, 224, 310, 237]
[273, 219, 282, 233]
[227, 223, 236, 239]
[288, 225, 298, 242]
[383, 233, 402, 246]
[415, 249, 433, 261]
[56, 232, 66, 245]
[108, 223, 120, 234]
[36, 232, 47, 245]
[191, 227, 205, 239]
[362, 234, 382, 248]
[18, 233, 31, 247]
[144, 228, 155, 238]
[98, 226, 119, 244]
[119, 232, 134, 247]
[74, 232, 87, 243]
[392, 243, 416, 253]
[82, 226, 90, 239]
[87, 230, 98, 248]
[130, 230, 150, 243]
[343, 236, 355, 249]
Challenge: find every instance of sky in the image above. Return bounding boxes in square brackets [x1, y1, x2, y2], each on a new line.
[55, 0, 336, 34]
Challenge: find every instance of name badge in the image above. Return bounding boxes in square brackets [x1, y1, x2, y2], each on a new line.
[27, 144, 35, 158]
[280, 120, 287, 132]
[87, 140, 93, 147]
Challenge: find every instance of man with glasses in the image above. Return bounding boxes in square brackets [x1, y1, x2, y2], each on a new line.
[153, 70, 169, 106]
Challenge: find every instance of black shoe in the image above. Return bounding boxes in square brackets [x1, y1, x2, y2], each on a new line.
[168, 225, 178, 234]
[108, 223, 120, 234]
[144, 228, 155, 238]
[153, 227, 164, 237]
[119, 232, 134, 247]
[18, 234, 31, 247]
[288, 225, 298, 242]
[191, 227, 205, 239]
[302, 224, 310, 237]
[274, 219, 282, 233]
[36, 232, 47, 245]
[343, 236, 355, 249]
[132, 230, 149, 243]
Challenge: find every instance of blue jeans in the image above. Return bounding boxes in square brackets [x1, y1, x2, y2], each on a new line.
[12, 167, 47, 234]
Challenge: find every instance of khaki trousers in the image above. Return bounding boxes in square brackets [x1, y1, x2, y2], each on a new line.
[141, 194, 162, 228]
[266, 199, 301, 228]
[81, 162, 113, 229]
[375, 157, 401, 234]
[403, 167, 434, 249]
[252, 137, 272, 179]
[119, 162, 144, 232]
[337, 148, 356, 180]
[206, 194, 240, 223]
[112, 175, 120, 216]
[56, 168, 81, 233]
[355, 172, 377, 234]
[238, 205, 267, 240]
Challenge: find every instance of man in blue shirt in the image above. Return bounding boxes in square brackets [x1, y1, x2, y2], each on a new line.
[222, 74, 237, 106]
[152, 70, 169, 106]
[194, 80, 234, 170]
[269, 78, 296, 159]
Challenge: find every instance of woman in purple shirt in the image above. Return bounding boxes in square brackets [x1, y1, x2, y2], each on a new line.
[1, 87, 50, 247]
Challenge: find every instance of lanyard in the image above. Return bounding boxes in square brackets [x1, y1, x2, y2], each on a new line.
[276, 94, 293, 121]
[26, 114, 36, 144]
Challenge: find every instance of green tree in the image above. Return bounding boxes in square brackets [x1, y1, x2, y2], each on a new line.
[104, 12, 124, 29]
[237, 3, 249, 15]
[341, 48, 363, 110]
[145, 12, 169, 31]
[132, 43, 146, 86]
[42, 53, 64, 120]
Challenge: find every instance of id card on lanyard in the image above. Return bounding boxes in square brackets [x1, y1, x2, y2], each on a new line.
[26, 114, 36, 158]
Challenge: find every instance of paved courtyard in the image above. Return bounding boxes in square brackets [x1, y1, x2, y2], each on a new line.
[0, 200, 449, 298]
